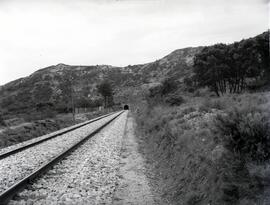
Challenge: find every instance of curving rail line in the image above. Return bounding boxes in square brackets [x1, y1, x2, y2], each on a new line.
[0, 111, 124, 205]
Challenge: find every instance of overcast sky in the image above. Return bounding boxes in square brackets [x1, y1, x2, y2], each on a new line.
[0, 0, 268, 85]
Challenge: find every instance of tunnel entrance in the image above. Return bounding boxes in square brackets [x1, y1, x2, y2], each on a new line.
[124, 104, 129, 110]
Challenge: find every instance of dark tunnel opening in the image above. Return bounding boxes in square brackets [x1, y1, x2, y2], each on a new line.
[124, 105, 129, 110]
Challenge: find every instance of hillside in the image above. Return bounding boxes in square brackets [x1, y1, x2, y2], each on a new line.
[0, 27, 268, 204]
[0, 30, 268, 119]
[134, 31, 269, 204]
[0, 47, 202, 118]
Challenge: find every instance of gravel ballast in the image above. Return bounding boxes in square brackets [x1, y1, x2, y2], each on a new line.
[9, 111, 128, 205]
[0, 113, 114, 156]
[0, 112, 121, 195]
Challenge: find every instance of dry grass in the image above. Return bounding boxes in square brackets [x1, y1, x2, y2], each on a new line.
[135, 91, 270, 204]
[0, 110, 113, 149]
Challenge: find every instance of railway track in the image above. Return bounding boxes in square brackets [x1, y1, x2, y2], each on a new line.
[0, 111, 125, 204]
[0, 112, 117, 160]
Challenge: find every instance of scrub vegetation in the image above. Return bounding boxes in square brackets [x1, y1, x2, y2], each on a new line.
[135, 91, 269, 204]
[0, 30, 268, 204]
[134, 31, 269, 204]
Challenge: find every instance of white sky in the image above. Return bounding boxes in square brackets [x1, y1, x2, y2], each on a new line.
[0, 0, 269, 85]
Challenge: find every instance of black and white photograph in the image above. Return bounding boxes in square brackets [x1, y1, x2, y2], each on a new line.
[0, 0, 269, 204]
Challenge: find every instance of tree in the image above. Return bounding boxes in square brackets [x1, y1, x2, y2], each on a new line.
[194, 44, 228, 96]
[59, 70, 77, 121]
[97, 81, 114, 108]
[194, 31, 269, 96]
[32, 82, 55, 118]
[254, 31, 270, 82]
[160, 77, 178, 95]
[33, 82, 53, 104]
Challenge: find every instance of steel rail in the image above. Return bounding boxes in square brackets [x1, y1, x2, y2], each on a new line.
[0, 111, 125, 205]
[0, 111, 118, 160]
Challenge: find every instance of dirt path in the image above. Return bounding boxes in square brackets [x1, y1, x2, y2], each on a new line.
[113, 113, 160, 205]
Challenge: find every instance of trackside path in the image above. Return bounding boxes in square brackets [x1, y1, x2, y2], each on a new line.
[113, 113, 160, 205]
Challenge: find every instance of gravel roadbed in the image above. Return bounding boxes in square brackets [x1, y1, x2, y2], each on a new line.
[9, 111, 128, 205]
[0, 113, 114, 156]
[0, 112, 121, 194]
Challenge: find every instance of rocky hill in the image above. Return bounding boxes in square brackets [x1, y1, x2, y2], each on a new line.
[0, 46, 202, 117]
[0, 30, 268, 118]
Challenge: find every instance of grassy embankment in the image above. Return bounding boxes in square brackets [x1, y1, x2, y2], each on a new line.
[0, 109, 112, 149]
[135, 91, 270, 204]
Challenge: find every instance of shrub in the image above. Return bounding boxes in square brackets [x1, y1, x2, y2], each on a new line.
[136, 92, 269, 204]
[215, 106, 270, 162]
[0, 114, 6, 127]
[199, 98, 226, 113]
[181, 107, 196, 115]
[0, 120, 60, 148]
[23, 110, 57, 121]
[186, 87, 195, 93]
[198, 104, 212, 113]
[148, 84, 162, 98]
[161, 77, 178, 95]
[165, 94, 185, 106]
[185, 193, 203, 205]
[210, 100, 226, 110]
[148, 78, 178, 99]
[193, 88, 211, 97]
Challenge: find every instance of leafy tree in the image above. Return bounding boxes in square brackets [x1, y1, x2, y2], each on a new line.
[160, 77, 178, 95]
[58, 70, 77, 121]
[97, 81, 114, 108]
[254, 31, 270, 81]
[194, 44, 228, 96]
[194, 31, 269, 96]
[165, 94, 185, 106]
[15, 89, 34, 110]
[32, 82, 55, 118]
[75, 97, 92, 108]
[32, 82, 53, 104]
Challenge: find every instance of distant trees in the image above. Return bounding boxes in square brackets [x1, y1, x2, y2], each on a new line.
[160, 77, 178, 95]
[148, 77, 178, 98]
[75, 96, 102, 109]
[13, 89, 34, 111]
[147, 77, 184, 106]
[58, 70, 77, 121]
[33, 82, 53, 104]
[97, 81, 114, 108]
[32, 82, 55, 118]
[194, 31, 269, 96]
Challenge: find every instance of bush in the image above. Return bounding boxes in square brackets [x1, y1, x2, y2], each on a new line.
[0, 120, 61, 148]
[215, 106, 270, 162]
[181, 107, 196, 115]
[0, 114, 6, 127]
[148, 78, 178, 99]
[165, 94, 185, 106]
[199, 98, 226, 113]
[161, 77, 178, 95]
